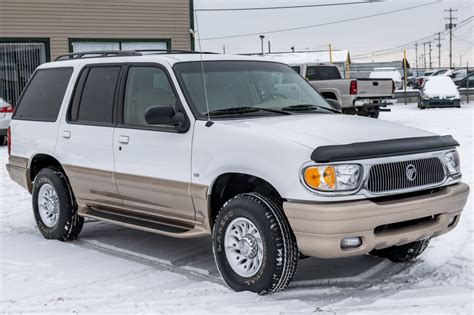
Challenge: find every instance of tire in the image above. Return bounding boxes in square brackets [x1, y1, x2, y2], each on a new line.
[370, 239, 430, 263]
[369, 108, 380, 119]
[0, 135, 6, 146]
[212, 193, 298, 294]
[32, 167, 84, 241]
[342, 107, 357, 115]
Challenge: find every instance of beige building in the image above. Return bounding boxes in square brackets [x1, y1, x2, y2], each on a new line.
[0, 0, 194, 106]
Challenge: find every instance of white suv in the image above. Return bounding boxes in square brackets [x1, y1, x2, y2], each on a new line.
[6, 51, 469, 294]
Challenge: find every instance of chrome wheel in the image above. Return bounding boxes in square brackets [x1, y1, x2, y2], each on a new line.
[38, 184, 60, 228]
[224, 217, 264, 277]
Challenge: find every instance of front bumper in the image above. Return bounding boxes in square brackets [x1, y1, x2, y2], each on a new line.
[283, 183, 469, 258]
[422, 98, 460, 108]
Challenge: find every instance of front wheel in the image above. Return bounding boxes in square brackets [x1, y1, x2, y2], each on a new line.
[370, 239, 430, 262]
[212, 193, 299, 294]
[32, 167, 84, 241]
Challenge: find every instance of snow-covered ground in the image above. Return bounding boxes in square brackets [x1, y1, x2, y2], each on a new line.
[1, 103, 473, 314]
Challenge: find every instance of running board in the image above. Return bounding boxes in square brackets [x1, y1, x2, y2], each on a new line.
[79, 207, 208, 238]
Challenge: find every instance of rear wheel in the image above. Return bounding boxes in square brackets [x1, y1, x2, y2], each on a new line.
[212, 193, 298, 294]
[32, 167, 84, 241]
[370, 239, 430, 262]
[369, 108, 380, 119]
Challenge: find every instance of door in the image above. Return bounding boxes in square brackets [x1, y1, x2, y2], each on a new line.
[56, 65, 122, 208]
[113, 64, 195, 222]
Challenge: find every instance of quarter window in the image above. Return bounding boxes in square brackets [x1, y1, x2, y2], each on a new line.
[73, 66, 120, 124]
[123, 66, 176, 126]
[13, 68, 73, 121]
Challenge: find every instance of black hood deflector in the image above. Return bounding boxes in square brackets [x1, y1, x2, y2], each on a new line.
[311, 135, 459, 163]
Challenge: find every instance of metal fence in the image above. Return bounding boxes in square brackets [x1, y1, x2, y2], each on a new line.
[0, 42, 47, 106]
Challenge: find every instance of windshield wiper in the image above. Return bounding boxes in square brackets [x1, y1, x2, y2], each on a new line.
[281, 104, 338, 113]
[205, 106, 291, 116]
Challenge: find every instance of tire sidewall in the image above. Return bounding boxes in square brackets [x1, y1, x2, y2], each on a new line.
[32, 169, 74, 239]
[213, 197, 283, 293]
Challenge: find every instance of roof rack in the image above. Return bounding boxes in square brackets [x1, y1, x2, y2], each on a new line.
[136, 49, 218, 55]
[54, 49, 219, 61]
[54, 50, 141, 61]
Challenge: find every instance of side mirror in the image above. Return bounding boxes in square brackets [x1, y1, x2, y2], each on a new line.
[325, 99, 342, 113]
[144, 105, 185, 127]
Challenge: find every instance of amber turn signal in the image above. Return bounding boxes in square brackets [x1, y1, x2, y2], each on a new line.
[303, 166, 320, 189]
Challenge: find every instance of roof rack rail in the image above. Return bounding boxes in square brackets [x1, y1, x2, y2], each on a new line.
[136, 49, 219, 55]
[54, 49, 220, 61]
[54, 50, 142, 61]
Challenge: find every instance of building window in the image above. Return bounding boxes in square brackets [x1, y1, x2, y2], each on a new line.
[0, 40, 49, 107]
[70, 39, 169, 53]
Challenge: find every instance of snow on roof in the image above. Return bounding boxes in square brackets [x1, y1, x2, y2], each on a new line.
[423, 76, 460, 98]
[255, 50, 350, 65]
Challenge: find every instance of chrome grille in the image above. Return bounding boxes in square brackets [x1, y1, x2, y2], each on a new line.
[367, 157, 445, 193]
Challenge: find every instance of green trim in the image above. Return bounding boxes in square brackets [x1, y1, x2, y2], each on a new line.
[0, 37, 51, 62]
[68, 38, 172, 53]
[189, 0, 195, 50]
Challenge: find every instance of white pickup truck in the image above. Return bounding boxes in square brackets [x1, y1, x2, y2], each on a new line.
[291, 63, 396, 118]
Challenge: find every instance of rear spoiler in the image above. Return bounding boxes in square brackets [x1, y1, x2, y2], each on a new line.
[311, 135, 459, 163]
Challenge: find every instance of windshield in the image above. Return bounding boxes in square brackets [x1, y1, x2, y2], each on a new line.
[173, 61, 332, 118]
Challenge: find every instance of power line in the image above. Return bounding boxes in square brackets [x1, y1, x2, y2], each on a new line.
[200, 1, 439, 40]
[195, 0, 378, 12]
[352, 18, 472, 60]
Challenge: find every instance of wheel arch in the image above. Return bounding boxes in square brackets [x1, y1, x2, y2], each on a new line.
[207, 172, 283, 228]
[28, 153, 70, 194]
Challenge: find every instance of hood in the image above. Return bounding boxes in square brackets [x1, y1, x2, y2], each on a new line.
[219, 113, 434, 149]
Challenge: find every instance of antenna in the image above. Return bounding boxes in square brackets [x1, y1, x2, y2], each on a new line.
[194, 10, 212, 126]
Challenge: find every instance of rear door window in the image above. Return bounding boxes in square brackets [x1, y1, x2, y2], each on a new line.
[13, 67, 73, 121]
[306, 66, 342, 80]
[70, 66, 120, 124]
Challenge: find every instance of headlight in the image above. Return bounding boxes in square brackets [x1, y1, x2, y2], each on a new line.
[303, 164, 362, 192]
[444, 150, 460, 175]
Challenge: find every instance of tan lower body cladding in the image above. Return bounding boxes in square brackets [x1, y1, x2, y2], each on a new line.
[6, 156, 31, 192]
[284, 183, 470, 258]
[62, 164, 212, 236]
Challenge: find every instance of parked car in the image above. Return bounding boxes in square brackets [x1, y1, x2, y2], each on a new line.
[291, 63, 395, 118]
[6, 51, 469, 294]
[419, 76, 461, 109]
[454, 71, 474, 88]
[369, 68, 402, 90]
[414, 70, 434, 89]
[451, 69, 468, 84]
[0, 97, 13, 145]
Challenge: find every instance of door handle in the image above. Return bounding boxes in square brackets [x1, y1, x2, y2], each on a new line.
[62, 130, 71, 139]
[118, 135, 129, 144]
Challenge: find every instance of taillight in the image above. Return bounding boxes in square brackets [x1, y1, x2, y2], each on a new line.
[392, 80, 395, 94]
[0, 105, 13, 113]
[7, 127, 11, 156]
[418, 78, 424, 87]
[350, 80, 357, 95]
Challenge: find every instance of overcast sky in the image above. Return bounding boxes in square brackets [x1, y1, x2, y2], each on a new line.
[194, 0, 473, 67]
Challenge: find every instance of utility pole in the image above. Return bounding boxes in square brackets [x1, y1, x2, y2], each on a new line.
[435, 32, 442, 68]
[222, 45, 226, 54]
[259, 35, 265, 55]
[415, 43, 418, 68]
[290, 46, 295, 53]
[428, 41, 432, 69]
[445, 8, 457, 68]
[423, 42, 427, 68]
[421, 54, 425, 69]
[268, 41, 271, 54]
